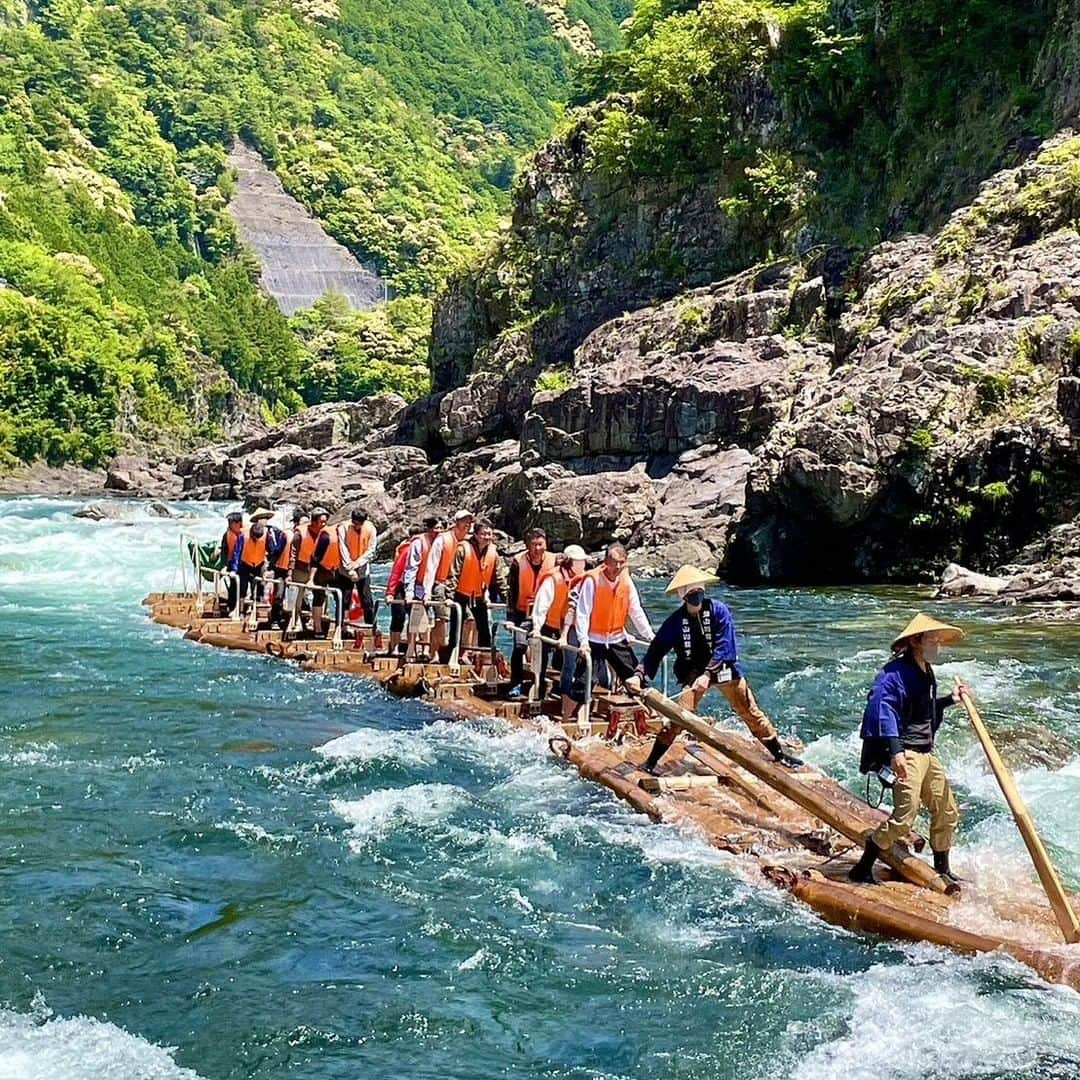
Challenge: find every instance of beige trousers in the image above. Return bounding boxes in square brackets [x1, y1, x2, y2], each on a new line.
[675, 677, 777, 741]
[872, 749, 959, 852]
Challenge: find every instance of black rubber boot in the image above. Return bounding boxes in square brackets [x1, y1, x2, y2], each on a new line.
[763, 737, 804, 769]
[933, 849, 963, 886]
[642, 729, 677, 775]
[848, 838, 881, 884]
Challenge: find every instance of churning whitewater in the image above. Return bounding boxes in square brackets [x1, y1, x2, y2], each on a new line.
[1, 497, 1079, 1079]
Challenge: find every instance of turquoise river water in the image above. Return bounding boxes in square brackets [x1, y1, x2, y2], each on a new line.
[1, 497, 1079, 1079]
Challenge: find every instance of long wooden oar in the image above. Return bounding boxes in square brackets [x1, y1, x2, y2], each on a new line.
[960, 691, 1080, 943]
[634, 687, 953, 893]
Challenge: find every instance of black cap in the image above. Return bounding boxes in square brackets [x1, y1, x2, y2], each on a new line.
[292, 507, 307, 524]
[422, 515, 440, 530]
[226, 512, 243, 524]
[351, 508, 367, 523]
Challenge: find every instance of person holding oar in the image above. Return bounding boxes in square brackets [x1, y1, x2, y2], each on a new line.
[849, 613, 969, 886]
[628, 565, 803, 773]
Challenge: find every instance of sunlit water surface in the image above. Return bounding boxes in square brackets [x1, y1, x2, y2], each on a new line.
[1, 497, 1079, 1079]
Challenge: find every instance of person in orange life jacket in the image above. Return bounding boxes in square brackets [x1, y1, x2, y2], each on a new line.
[335, 508, 378, 626]
[557, 551, 594, 721]
[227, 507, 281, 610]
[849, 614, 969, 887]
[402, 516, 443, 661]
[631, 566, 804, 775]
[530, 544, 587, 707]
[447, 519, 508, 654]
[271, 507, 308, 629]
[571, 542, 654, 699]
[506, 528, 558, 698]
[221, 512, 244, 612]
[421, 509, 474, 659]
[290, 507, 330, 636]
[386, 525, 423, 656]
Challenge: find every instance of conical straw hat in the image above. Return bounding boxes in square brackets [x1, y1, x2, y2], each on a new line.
[250, 507, 275, 520]
[891, 612, 965, 651]
[665, 565, 722, 595]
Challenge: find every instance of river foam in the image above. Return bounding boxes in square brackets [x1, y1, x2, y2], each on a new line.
[0, 996, 204, 1080]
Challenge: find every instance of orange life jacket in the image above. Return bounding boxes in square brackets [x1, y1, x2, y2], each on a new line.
[514, 551, 556, 615]
[433, 529, 457, 584]
[275, 529, 296, 571]
[456, 541, 498, 599]
[223, 529, 241, 563]
[586, 566, 631, 636]
[239, 529, 268, 568]
[296, 524, 324, 569]
[414, 533, 435, 585]
[536, 566, 582, 631]
[317, 532, 341, 572]
[343, 521, 377, 563]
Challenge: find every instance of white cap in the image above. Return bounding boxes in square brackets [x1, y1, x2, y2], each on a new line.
[563, 544, 587, 561]
[453, 509, 475, 522]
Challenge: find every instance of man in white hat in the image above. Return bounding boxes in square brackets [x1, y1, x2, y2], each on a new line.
[530, 544, 588, 702]
[849, 613, 969, 886]
[630, 565, 802, 772]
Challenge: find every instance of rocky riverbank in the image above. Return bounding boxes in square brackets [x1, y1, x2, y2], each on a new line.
[30, 132, 1079, 605]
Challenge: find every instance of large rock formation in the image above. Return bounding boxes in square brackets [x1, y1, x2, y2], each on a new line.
[110, 132, 1079, 594]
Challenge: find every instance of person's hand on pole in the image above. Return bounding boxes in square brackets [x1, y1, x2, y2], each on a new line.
[952, 680, 970, 703]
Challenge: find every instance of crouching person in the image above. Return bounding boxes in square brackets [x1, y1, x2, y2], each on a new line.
[850, 613, 968, 887]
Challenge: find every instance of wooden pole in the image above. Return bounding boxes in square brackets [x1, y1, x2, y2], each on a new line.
[636, 687, 953, 894]
[960, 692, 1080, 944]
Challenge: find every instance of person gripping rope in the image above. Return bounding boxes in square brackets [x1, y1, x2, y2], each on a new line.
[630, 565, 803, 773]
[291, 507, 331, 636]
[403, 516, 443, 660]
[530, 545, 587, 703]
[849, 613, 969, 887]
[421, 510, 474, 659]
[386, 525, 422, 656]
[221, 512, 245, 613]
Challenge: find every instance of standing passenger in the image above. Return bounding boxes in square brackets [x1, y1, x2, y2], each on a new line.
[336, 508, 378, 625]
[506, 528, 557, 698]
[572, 542, 653, 697]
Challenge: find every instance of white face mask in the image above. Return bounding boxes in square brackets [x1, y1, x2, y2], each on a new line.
[922, 642, 941, 664]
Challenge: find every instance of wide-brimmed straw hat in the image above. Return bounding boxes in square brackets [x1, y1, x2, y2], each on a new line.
[665, 565, 721, 596]
[250, 507, 275, 521]
[891, 612, 965, 651]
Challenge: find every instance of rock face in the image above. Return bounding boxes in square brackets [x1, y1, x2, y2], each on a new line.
[99, 131, 1080, 592]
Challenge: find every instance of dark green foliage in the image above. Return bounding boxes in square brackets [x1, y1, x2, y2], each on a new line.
[572, 0, 1057, 243]
[0, 0, 626, 467]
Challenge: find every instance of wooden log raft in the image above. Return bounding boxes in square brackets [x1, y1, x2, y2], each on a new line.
[636, 688, 954, 894]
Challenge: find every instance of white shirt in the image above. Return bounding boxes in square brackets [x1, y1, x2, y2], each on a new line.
[531, 576, 557, 632]
[574, 572, 653, 646]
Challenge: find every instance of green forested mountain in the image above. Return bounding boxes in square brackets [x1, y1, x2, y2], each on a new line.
[0, 0, 625, 468]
